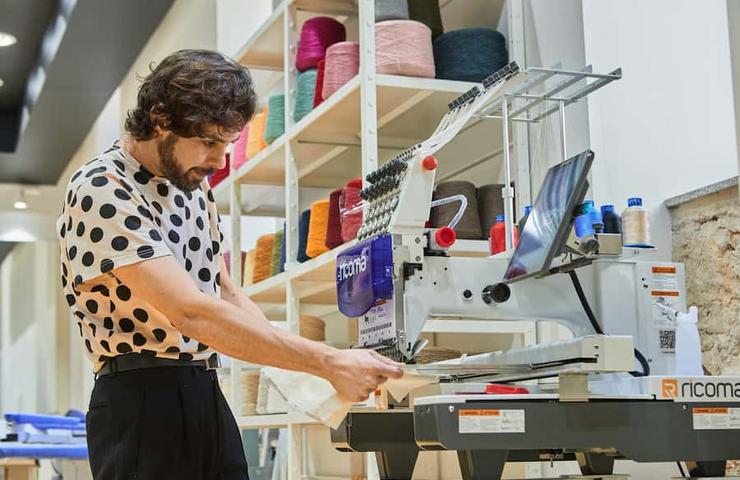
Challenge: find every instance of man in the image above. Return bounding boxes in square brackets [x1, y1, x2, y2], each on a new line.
[57, 49, 402, 480]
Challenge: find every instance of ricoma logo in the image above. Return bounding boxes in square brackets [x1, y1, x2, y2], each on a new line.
[337, 254, 368, 282]
[662, 379, 678, 398]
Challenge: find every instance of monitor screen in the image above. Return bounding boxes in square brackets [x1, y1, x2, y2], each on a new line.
[503, 150, 594, 283]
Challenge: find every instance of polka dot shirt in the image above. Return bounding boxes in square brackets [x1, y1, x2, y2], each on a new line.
[57, 143, 223, 372]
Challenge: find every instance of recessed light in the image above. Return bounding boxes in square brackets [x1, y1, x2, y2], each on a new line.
[14, 200, 27, 210]
[0, 32, 17, 47]
[0, 78, 4, 88]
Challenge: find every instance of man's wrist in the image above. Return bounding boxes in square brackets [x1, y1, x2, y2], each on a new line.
[310, 342, 339, 379]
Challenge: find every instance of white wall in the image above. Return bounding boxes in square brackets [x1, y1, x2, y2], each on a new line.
[582, 0, 739, 259]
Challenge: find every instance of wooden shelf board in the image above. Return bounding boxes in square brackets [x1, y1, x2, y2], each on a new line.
[234, 7, 285, 71]
[238, 411, 318, 429]
[233, 135, 287, 186]
[243, 272, 287, 303]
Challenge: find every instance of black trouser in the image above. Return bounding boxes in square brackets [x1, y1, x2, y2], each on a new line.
[86, 366, 248, 479]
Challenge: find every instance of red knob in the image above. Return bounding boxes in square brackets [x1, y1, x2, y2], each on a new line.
[435, 226, 456, 248]
[422, 156, 438, 171]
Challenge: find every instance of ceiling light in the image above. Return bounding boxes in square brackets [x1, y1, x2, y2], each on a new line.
[14, 200, 27, 210]
[0, 78, 4, 88]
[0, 32, 17, 47]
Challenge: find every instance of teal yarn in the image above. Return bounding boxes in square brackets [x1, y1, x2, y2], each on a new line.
[297, 209, 311, 263]
[294, 69, 318, 123]
[433, 28, 508, 82]
[264, 94, 285, 144]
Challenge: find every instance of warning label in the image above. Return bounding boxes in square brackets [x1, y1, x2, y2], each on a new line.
[459, 409, 525, 434]
[693, 407, 740, 430]
[651, 266, 678, 290]
[650, 265, 681, 331]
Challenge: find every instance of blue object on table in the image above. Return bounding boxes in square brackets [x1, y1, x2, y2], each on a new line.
[4, 413, 80, 426]
[574, 200, 603, 237]
[0, 443, 88, 459]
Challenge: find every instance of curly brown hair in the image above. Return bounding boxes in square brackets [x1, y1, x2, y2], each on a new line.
[125, 49, 258, 141]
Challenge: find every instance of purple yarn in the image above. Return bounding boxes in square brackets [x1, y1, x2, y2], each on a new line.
[296, 17, 346, 72]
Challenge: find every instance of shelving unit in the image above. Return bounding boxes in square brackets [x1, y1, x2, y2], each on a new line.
[219, 1, 531, 478]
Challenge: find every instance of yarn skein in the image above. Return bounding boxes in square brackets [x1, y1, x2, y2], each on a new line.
[407, 0, 444, 39]
[264, 94, 286, 144]
[322, 41, 359, 100]
[434, 28, 508, 82]
[297, 209, 311, 263]
[253, 234, 275, 283]
[306, 199, 331, 258]
[431, 181, 482, 239]
[246, 107, 269, 158]
[296, 17, 346, 72]
[270, 229, 284, 276]
[325, 189, 344, 250]
[242, 249, 256, 287]
[294, 69, 318, 123]
[375, 0, 409, 22]
[340, 178, 363, 242]
[376, 20, 435, 78]
[476, 184, 505, 238]
[231, 124, 249, 171]
[279, 222, 287, 272]
[314, 59, 326, 108]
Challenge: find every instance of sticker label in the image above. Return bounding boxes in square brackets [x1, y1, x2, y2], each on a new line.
[459, 409, 525, 433]
[693, 407, 740, 430]
[359, 299, 395, 346]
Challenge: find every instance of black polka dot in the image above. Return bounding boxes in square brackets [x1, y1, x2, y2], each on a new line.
[185, 191, 192, 200]
[165, 346, 180, 354]
[100, 259, 114, 273]
[153, 329, 167, 342]
[212, 241, 220, 255]
[85, 339, 93, 353]
[68, 246, 77, 260]
[74, 274, 83, 287]
[125, 216, 141, 230]
[66, 294, 75, 306]
[137, 206, 153, 221]
[100, 340, 111, 352]
[185, 259, 192, 271]
[89, 323, 97, 337]
[111, 236, 129, 251]
[198, 268, 211, 282]
[206, 248, 213, 261]
[215, 272, 221, 287]
[71, 170, 82, 182]
[82, 251, 95, 266]
[67, 217, 73, 232]
[74, 311, 85, 320]
[62, 263, 68, 276]
[141, 349, 157, 356]
[133, 308, 148, 322]
[66, 190, 73, 204]
[196, 217, 205, 230]
[116, 285, 131, 301]
[182, 243, 187, 258]
[113, 160, 125, 171]
[121, 180, 134, 192]
[155, 217, 162, 227]
[99, 204, 116, 219]
[174, 195, 185, 208]
[116, 342, 133, 354]
[85, 166, 106, 177]
[197, 342, 209, 352]
[149, 230, 162, 242]
[168, 230, 180, 243]
[103, 317, 114, 329]
[179, 352, 194, 361]
[137, 245, 155, 259]
[170, 214, 183, 226]
[152, 201, 163, 214]
[86, 299, 98, 313]
[134, 170, 153, 185]
[185, 207, 191, 220]
[114, 189, 131, 201]
[70, 195, 78, 208]
[91, 176, 108, 187]
[91, 285, 109, 297]
[119, 318, 134, 332]
[90, 227, 104, 243]
[157, 184, 169, 197]
[109, 300, 116, 313]
[60, 223, 66, 238]
[61, 276, 67, 288]
[133, 333, 147, 346]
[182, 335, 190, 343]
[198, 197, 206, 210]
[207, 190, 215, 202]
[76, 222, 85, 237]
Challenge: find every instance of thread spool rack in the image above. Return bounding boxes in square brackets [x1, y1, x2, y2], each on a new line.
[210, 1, 623, 479]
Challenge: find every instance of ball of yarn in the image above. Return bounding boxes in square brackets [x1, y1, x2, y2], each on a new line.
[279, 222, 287, 272]
[323, 41, 359, 100]
[232, 124, 249, 171]
[407, 0, 443, 39]
[242, 249, 256, 287]
[376, 20, 435, 78]
[246, 107, 269, 158]
[294, 69, 318, 123]
[297, 209, 311, 263]
[326, 188, 344, 249]
[270, 229, 284, 276]
[299, 315, 326, 341]
[296, 17, 346, 72]
[375, 0, 409, 22]
[431, 181, 482, 239]
[340, 178, 363, 242]
[314, 59, 326, 108]
[264, 94, 286, 144]
[208, 153, 230, 188]
[476, 184, 505, 239]
[434, 28, 508, 82]
[306, 199, 331, 258]
[253, 234, 275, 283]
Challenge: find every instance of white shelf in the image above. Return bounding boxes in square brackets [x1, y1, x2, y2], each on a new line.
[243, 271, 288, 303]
[238, 411, 318, 429]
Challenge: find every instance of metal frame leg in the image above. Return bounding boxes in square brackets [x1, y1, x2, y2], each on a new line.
[576, 452, 615, 475]
[457, 450, 508, 480]
[375, 448, 418, 480]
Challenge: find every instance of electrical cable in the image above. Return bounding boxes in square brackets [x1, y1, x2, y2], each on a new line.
[568, 270, 650, 377]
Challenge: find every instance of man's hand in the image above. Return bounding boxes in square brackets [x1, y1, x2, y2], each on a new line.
[324, 349, 404, 402]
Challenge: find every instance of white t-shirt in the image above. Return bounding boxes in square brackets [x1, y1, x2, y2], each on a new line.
[57, 142, 223, 372]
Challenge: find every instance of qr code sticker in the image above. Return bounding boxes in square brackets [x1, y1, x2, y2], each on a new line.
[659, 329, 676, 352]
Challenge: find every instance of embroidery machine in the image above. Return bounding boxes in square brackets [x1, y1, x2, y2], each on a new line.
[330, 63, 740, 479]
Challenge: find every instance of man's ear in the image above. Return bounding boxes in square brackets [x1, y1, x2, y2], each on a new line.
[149, 105, 170, 136]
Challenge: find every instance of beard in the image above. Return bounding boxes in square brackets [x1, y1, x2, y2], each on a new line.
[157, 134, 215, 193]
